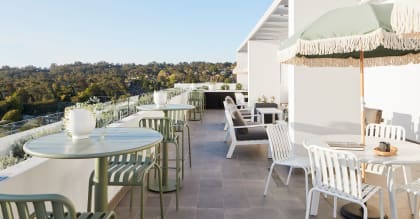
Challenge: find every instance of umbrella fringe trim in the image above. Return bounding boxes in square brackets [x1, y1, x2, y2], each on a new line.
[391, 1, 420, 37]
[281, 53, 420, 67]
[278, 29, 420, 63]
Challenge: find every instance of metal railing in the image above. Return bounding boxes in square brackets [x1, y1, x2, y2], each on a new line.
[0, 112, 64, 137]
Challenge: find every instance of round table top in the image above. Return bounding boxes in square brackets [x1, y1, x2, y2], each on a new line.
[137, 104, 195, 111]
[306, 134, 420, 165]
[23, 128, 163, 159]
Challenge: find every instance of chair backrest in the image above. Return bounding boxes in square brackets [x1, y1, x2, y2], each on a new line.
[234, 93, 246, 106]
[266, 123, 293, 162]
[365, 123, 406, 142]
[0, 193, 78, 219]
[109, 143, 158, 165]
[167, 110, 187, 123]
[307, 145, 363, 199]
[139, 117, 174, 142]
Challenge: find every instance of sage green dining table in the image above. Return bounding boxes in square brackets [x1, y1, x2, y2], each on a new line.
[136, 104, 195, 192]
[23, 127, 163, 212]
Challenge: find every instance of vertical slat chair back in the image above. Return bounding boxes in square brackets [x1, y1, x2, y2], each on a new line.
[365, 124, 406, 175]
[167, 110, 186, 124]
[266, 123, 293, 162]
[139, 117, 174, 143]
[0, 194, 77, 219]
[307, 145, 363, 199]
[188, 91, 203, 108]
[365, 124, 406, 142]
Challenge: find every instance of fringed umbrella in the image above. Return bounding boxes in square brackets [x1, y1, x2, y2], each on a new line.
[278, 3, 420, 218]
[391, 0, 420, 38]
[278, 3, 420, 143]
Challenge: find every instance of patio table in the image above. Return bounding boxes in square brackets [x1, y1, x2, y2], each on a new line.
[23, 127, 163, 212]
[306, 134, 420, 219]
[136, 103, 194, 192]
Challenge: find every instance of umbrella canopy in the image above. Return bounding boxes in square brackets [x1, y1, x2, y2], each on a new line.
[278, 3, 420, 67]
[391, 0, 420, 38]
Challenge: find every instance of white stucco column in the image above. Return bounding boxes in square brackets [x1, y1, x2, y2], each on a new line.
[247, 40, 281, 106]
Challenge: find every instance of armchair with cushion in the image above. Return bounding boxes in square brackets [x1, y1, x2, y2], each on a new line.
[225, 108, 269, 158]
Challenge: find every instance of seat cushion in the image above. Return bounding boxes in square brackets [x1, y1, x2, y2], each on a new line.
[231, 110, 248, 134]
[236, 127, 268, 141]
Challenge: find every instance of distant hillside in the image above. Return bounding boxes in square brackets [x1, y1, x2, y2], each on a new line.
[0, 61, 235, 120]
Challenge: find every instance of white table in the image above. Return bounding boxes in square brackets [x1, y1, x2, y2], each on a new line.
[306, 135, 420, 219]
[256, 107, 283, 124]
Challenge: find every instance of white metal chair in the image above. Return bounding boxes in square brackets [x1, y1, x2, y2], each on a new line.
[263, 123, 310, 201]
[225, 108, 268, 158]
[365, 124, 408, 180]
[305, 145, 384, 219]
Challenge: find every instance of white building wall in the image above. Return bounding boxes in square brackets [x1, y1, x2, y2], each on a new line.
[288, 0, 360, 154]
[248, 40, 281, 106]
[365, 64, 420, 142]
[234, 52, 249, 90]
[236, 74, 248, 90]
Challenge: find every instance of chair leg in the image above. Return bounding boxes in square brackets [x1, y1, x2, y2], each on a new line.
[155, 164, 164, 219]
[129, 186, 134, 209]
[181, 130, 185, 180]
[379, 190, 384, 219]
[414, 195, 419, 219]
[175, 142, 180, 211]
[303, 168, 309, 202]
[186, 124, 191, 168]
[226, 142, 236, 158]
[305, 188, 315, 219]
[361, 203, 368, 219]
[333, 197, 337, 218]
[224, 128, 230, 142]
[87, 173, 94, 211]
[286, 167, 293, 185]
[264, 163, 276, 196]
[140, 173, 147, 219]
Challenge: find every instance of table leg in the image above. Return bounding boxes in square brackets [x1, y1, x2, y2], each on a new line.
[388, 166, 398, 219]
[94, 157, 108, 212]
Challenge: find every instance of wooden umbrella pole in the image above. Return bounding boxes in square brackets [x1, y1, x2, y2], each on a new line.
[360, 50, 366, 145]
[360, 50, 367, 181]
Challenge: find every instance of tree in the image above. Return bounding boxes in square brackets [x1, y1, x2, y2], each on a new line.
[2, 109, 22, 122]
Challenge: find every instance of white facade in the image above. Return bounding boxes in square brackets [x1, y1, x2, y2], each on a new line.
[234, 0, 288, 106]
[365, 64, 420, 142]
[248, 40, 282, 105]
[234, 52, 249, 89]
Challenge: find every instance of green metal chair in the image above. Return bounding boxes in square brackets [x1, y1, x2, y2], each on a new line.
[187, 91, 204, 121]
[167, 110, 192, 178]
[0, 193, 115, 219]
[139, 117, 181, 211]
[87, 143, 164, 219]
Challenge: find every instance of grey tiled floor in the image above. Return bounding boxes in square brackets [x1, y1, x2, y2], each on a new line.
[114, 110, 416, 219]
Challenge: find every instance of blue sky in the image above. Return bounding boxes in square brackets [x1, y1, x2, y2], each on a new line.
[0, 0, 272, 67]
